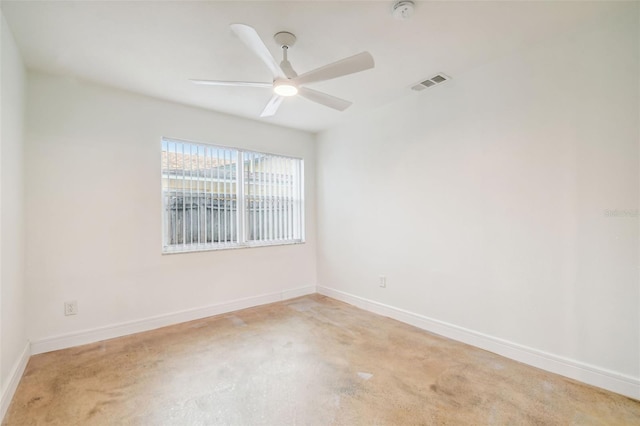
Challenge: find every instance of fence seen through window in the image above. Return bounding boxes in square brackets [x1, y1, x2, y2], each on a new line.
[161, 138, 304, 253]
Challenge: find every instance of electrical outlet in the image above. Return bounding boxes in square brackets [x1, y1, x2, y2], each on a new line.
[379, 275, 387, 288]
[64, 301, 78, 316]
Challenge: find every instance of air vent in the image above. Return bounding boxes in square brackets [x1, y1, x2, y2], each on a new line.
[411, 73, 451, 91]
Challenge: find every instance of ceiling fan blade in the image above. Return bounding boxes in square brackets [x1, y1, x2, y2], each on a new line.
[230, 24, 287, 80]
[260, 94, 284, 117]
[293, 52, 374, 86]
[190, 79, 272, 88]
[298, 87, 352, 111]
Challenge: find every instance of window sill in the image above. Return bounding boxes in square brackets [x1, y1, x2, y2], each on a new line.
[162, 240, 305, 255]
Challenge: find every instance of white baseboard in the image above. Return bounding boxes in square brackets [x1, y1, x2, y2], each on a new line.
[282, 285, 316, 300]
[317, 285, 640, 400]
[22, 284, 640, 401]
[31, 285, 315, 355]
[1, 342, 30, 421]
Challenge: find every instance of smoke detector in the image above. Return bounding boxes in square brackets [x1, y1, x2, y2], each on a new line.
[392, 1, 415, 20]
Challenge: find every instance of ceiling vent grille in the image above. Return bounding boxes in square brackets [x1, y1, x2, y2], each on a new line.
[411, 73, 451, 91]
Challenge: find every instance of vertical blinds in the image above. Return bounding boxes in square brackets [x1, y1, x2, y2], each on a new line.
[245, 151, 303, 244]
[161, 138, 303, 253]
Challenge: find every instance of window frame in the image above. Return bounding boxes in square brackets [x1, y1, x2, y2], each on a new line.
[161, 137, 305, 254]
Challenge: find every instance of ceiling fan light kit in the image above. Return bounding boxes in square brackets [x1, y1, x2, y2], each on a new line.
[191, 24, 375, 117]
[273, 80, 298, 97]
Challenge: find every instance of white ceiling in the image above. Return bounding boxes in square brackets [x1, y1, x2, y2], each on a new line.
[1, 0, 626, 133]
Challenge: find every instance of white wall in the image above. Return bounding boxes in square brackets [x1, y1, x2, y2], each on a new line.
[0, 10, 27, 400]
[25, 72, 316, 342]
[317, 5, 639, 385]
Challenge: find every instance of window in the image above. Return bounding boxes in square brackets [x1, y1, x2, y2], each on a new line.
[161, 138, 304, 253]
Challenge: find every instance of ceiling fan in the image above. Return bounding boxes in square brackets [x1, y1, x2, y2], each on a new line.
[190, 24, 375, 117]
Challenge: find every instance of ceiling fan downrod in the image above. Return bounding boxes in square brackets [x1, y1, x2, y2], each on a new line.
[274, 31, 298, 78]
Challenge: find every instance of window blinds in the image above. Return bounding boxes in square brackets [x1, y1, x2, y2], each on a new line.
[161, 138, 303, 253]
[245, 152, 303, 244]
